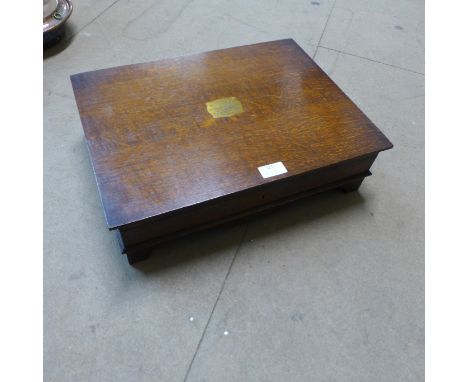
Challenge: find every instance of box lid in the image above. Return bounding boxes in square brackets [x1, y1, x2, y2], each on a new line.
[71, 39, 392, 229]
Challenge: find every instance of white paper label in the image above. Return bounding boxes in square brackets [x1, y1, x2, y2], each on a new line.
[258, 162, 288, 179]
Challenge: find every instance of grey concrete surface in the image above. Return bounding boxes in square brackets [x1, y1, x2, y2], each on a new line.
[44, 1, 424, 381]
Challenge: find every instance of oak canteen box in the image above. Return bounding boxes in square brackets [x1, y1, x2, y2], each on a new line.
[71, 39, 393, 264]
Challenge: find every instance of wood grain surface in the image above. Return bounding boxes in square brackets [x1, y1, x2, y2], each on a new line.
[71, 39, 392, 229]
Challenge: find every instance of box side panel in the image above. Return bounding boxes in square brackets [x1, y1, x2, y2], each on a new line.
[119, 154, 377, 249]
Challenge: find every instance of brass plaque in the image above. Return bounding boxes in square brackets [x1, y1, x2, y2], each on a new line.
[206, 97, 244, 118]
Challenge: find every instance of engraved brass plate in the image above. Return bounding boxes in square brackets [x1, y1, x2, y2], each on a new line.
[206, 97, 243, 118]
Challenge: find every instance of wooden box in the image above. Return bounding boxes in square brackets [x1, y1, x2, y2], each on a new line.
[71, 39, 392, 264]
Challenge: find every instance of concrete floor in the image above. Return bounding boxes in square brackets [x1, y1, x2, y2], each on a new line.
[44, 0, 424, 381]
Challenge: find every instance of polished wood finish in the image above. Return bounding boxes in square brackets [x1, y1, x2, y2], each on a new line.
[71, 39, 392, 264]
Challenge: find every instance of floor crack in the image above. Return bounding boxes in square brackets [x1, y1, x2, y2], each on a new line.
[313, 0, 338, 58]
[69, 0, 123, 41]
[182, 222, 249, 382]
[317, 45, 425, 75]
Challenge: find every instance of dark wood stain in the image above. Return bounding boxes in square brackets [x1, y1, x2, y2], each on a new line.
[71, 39, 392, 264]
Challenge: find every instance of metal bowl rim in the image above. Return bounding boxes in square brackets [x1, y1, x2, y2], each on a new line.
[43, 0, 73, 34]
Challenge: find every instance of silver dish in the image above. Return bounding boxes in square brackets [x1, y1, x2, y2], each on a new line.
[43, 0, 73, 47]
